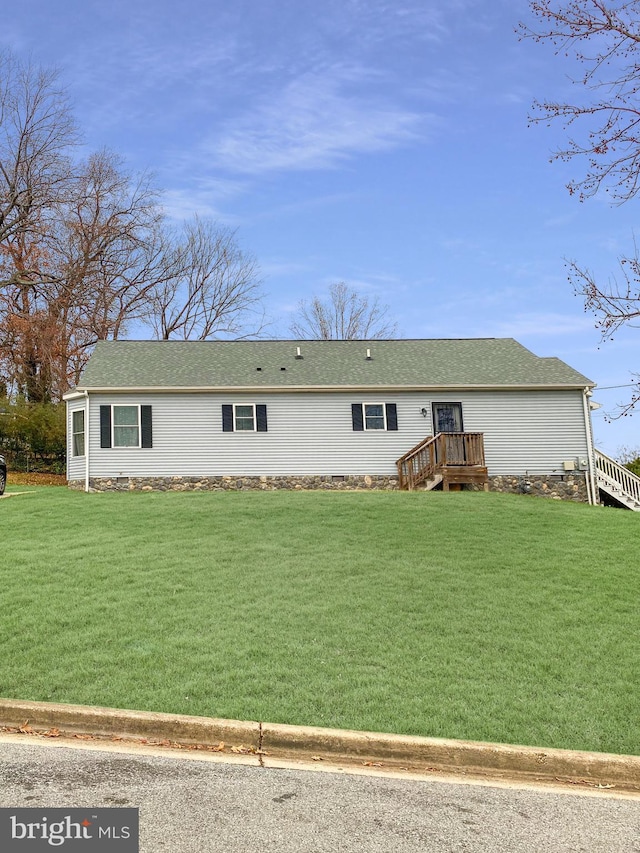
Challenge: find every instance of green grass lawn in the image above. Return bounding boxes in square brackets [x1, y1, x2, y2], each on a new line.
[1, 487, 639, 754]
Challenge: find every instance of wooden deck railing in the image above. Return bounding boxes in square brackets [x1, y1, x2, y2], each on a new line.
[595, 448, 640, 506]
[396, 433, 486, 491]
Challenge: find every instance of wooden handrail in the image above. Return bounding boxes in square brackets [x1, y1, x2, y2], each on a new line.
[396, 433, 486, 491]
[396, 434, 438, 491]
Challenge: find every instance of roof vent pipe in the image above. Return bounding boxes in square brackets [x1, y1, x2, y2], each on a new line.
[366, 348, 372, 360]
[295, 347, 303, 359]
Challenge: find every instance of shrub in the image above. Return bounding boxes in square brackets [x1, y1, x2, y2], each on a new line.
[0, 397, 66, 473]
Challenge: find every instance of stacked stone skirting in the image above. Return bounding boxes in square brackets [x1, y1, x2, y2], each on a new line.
[483, 473, 588, 502]
[69, 475, 399, 492]
[68, 472, 590, 501]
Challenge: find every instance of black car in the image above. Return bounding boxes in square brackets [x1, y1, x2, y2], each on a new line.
[0, 454, 5, 495]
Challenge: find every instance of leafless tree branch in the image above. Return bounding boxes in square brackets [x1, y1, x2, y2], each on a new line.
[147, 217, 266, 341]
[522, 1, 640, 415]
[289, 282, 398, 340]
[521, 1, 640, 202]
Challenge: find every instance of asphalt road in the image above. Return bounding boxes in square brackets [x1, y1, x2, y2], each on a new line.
[1, 735, 639, 852]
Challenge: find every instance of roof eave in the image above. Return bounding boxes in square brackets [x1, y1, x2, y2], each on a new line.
[73, 382, 596, 394]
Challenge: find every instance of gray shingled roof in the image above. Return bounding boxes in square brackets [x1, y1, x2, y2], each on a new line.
[73, 339, 594, 391]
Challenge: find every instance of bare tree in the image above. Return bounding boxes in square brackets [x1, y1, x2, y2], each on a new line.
[0, 149, 167, 399]
[0, 51, 78, 401]
[54, 150, 168, 384]
[147, 217, 265, 340]
[0, 52, 267, 400]
[0, 51, 78, 246]
[290, 282, 398, 340]
[521, 0, 640, 412]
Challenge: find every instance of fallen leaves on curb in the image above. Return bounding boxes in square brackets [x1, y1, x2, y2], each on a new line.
[0, 724, 624, 793]
[1, 724, 265, 756]
[188, 742, 226, 752]
[230, 744, 258, 754]
[4, 721, 61, 738]
[554, 777, 615, 789]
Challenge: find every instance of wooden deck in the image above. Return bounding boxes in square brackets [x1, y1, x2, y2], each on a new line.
[396, 432, 488, 492]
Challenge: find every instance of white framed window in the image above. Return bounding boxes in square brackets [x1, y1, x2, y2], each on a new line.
[113, 405, 140, 447]
[234, 404, 256, 432]
[364, 403, 386, 430]
[222, 404, 268, 433]
[100, 405, 153, 449]
[351, 403, 398, 431]
[72, 410, 85, 457]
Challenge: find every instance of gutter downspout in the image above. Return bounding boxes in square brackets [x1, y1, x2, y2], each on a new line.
[84, 391, 90, 493]
[583, 387, 597, 506]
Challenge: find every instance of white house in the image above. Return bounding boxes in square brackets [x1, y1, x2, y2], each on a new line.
[64, 338, 600, 501]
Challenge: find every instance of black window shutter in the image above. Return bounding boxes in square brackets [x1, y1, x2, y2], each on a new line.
[141, 405, 153, 448]
[222, 405, 234, 432]
[256, 404, 268, 432]
[100, 406, 112, 448]
[351, 403, 364, 431]
[385, 403, 398, 431]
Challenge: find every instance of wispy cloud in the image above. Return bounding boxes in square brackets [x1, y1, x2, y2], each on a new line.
[208, 68, 429, 174]
[261, 259, 313, 278]
[326, 0, 451, 49]
[250, 191, 360, 221]
[492, 312, 595, 338]
[416, 308, 594, 341]
[160, 189, 237, 224]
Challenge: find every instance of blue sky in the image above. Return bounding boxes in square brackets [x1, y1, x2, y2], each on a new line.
[6, 0, 640, 455]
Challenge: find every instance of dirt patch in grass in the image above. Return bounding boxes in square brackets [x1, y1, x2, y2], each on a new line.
[7, 472, 66, 487]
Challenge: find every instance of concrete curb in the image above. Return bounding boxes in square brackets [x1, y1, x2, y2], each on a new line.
[1, 698, 638, 792]
[0, 699, 258, 752]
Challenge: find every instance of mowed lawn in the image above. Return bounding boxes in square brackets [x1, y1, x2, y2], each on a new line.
[1, 487, 638, 755]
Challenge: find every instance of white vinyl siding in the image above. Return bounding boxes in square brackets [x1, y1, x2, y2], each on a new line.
[463, 390, 590, 475]
[80, 389, 591, 479]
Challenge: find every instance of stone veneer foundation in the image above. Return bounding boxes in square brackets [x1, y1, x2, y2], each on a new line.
[69, 474, 398, 492]
[485, 473, 588, 502]
[68, 472, 589, 502]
